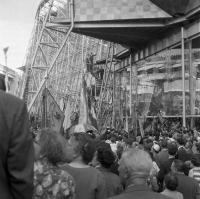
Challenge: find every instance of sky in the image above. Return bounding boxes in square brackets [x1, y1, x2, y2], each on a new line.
[0, 0, 41, 70]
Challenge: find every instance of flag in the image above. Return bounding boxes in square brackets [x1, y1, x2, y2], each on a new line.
[78, 75, 98, 132]
[45, 88, 64, 133]
[78, 75, 88, 125]
[63, 101, 71, 130]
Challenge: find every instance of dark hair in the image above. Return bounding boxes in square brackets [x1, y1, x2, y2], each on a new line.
[161, 139, 168, 148]
[167, 142, 178, 156]
[191, 156, 200, 167]
[73, 133, 95, 164]
[173, 159, 184, 172]
[177, 136, 186, 146]
[39, 128, 66, 165]
[97, 143, 115, 168]
[196, 143, 200, 153]
[164, 173, 178, 191]
[125, 137, 136, 146]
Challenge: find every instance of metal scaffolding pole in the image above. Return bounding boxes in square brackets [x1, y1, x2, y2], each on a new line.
[181, 27, 186, 127]
[112, 64, 116, 128]
[28, 0, 74, 112]
[130, 53, 133, 131]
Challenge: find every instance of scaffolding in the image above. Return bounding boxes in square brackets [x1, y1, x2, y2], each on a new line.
[20, 0, 113, 129]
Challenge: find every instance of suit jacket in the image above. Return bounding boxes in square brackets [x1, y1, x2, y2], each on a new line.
[157, 157, 175, 190]
[0, 91, 34, 199]
[177, 147, 190, 162]
[108, 184, 171, 199]
[176, 173, 200, 199]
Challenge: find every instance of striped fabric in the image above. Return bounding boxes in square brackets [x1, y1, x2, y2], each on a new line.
[189, 167, 200, 186]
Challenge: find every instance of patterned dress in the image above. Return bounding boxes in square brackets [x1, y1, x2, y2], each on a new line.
[33, 158, 75, 199]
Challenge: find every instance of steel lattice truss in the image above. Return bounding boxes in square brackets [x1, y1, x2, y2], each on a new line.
[20, 0, 114, 128]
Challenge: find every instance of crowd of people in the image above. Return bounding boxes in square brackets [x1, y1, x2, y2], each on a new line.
[1, 80, 200, 199]
[32, 123, 200, 199]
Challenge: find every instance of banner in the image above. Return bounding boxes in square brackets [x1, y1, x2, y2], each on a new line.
[78, 76, 88, 125]
[78, 75, 98, 132]
[43, 88, 64, 133]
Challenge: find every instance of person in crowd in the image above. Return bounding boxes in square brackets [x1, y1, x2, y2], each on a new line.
[157, 139, 169, 168]
[149, 143, 160, 175]
[33, 129, 75, 199]
[161, 173, 183, 199]
[193, 142, 200, 162]
[93, 142, 123, 197]
[189, 156, 200, 185]
[62, 132, 106, 199]
[177, 136, 189, 162]
[171, 159, 200, 199]
[0, 90, 34, 199]
[158, 142, 178, 191]
[108, 148, 171, 199]
[185, 140, 193, 156]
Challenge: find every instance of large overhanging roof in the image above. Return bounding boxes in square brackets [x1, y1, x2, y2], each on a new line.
[38, 0, 200, 49]
[150, 0, 200, 16]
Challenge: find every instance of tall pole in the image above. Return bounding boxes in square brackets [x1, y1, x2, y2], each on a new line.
[112, 63, 116, 128]
[130, 53, 133, 132]
[3, 47, 9, 92]
[181, 27, 186, 128]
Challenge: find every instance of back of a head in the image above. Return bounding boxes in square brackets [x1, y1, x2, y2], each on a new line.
[177, 136, 186, 146]
[196, 142, 200, 153]
[39, 128, 66, 165]
[161, 139, 168, 149]
[97, 143, 115, 169]
[172, 159, 184, 172]
[120, 148, 153, 178]
[191, 156, 200, 167]
[164, 173, 178, 191]
[73, 133, 96, 164]
[167, 142, 178, 156]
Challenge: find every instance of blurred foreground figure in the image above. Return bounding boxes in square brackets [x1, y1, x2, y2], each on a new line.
[0, 90, 34, 199]
[0, 77, 6, 91]
[33, 129, 75, 199]
[109, 148, 171, 199]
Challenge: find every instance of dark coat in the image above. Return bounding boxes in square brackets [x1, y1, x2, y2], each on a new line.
[176, 173, 200, 199]
[157, 157, 175, 191]
[108, 184, 171, 199]
[177, 147, 190, 162]
[0, 91, 34, 199]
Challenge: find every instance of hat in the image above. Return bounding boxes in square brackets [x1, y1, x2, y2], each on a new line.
[153, 144, 160, 152]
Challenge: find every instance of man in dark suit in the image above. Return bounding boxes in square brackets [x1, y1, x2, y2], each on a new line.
[0, 90, 34, 199]
[177, 136, 190, 162]
[157, 141, 178, 191]
[109, 148, 171, 199]
[171, 159, 200, 199]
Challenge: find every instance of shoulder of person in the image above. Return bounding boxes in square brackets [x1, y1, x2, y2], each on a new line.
[0, 91, 25, 107]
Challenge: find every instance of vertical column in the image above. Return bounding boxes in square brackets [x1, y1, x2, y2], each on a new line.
[189, 40, 196, 128]
[112, 63, 116, 128]
[130, 53, 133, 131]
[181, 27, 186, 127]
